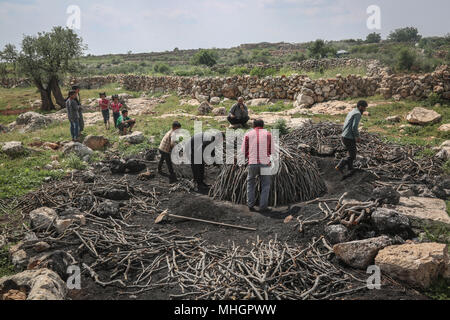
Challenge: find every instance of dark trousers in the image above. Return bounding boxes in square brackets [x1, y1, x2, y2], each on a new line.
[337, 137, 357, 171]
[158, 150, 175, 177]
[113, 112, 120, 128]
[191, 164, 205, 184]
[227, 115, 249, 125]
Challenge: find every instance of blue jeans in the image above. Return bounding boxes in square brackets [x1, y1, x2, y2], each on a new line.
[247, 164, 272, 210]
[70, 121, 80, 140]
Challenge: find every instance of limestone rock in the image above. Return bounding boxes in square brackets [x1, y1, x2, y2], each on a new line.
[0, 268, 67, 300]
[14, 112, 52, 132]
[212, 107, 227, 116]
[333, 236, 396, 269]
[29, 207, 58, 231]
[372, 186, 401, 205]
[198, 102, 213, 115]
[62, 142, 94, 159]
[438, 124, 450, 132]
[119, 131, 145, 144]
[375, 243, 450, 289]
[295, 94, 315, 108]
[386, 115, 401, 123]
[96, 200, 120, 218]
[2, 141, 27, 158]
[247, 98, 270, 107]
[210, 97, 221, 105]
[406, 107, 442, 125]
[395, 197, 450, 228]
[222, 85, 240, 99]
[83, 135, 109, 151]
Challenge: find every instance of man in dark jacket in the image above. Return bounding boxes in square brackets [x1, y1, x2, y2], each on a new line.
[72, 85, 84, 135]
[188, 132, 219, 189]
[336, 100, 368, 174]
[66, 90, 80, 141]
[227, 97, 249, 128]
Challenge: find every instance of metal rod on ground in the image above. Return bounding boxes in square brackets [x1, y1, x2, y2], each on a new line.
[155, 210, 257, 231]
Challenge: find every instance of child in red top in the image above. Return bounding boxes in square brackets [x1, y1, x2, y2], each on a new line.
[111, 95, 123, 129]
[98, 93, 110, 130]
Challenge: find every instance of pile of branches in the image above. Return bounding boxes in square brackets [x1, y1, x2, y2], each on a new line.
[284, 122, 444, 180]
[38, 215, 366, 300]
[209, 145, 326, 207]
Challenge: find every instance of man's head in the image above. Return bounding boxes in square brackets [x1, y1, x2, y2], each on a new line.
[68, 90, 77, 99]
[122, 110, 128, 116]
[253, 119, 265, 128]
[357, 100, 368, 113]
[72, 85, 80, 93]
[172, 121, 181, 130]
[99, 92, 106, 99]
[238, 97, 244, 105]
[112, 95, 119, 102]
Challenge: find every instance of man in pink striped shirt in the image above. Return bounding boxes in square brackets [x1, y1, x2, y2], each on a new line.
[242, 119, 273, 213]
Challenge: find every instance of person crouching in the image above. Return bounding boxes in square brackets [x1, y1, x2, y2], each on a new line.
[117, 110, 136, 135]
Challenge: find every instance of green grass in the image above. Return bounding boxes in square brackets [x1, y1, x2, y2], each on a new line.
[426, 278, 450, 300]
[0, 246, 16, 278]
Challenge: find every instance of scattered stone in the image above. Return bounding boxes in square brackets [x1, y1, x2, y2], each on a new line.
[110, 159, 127, 174]
[62, 142, 93, 159]
[371, 208, 412, 238]
[2, 141, 27, 158]
[210, 97, 221, 105]
[198, 102, 213, 115]
[372, 186, 401, 205]
[386, 115, 401, 123]
[2, 289, 27, 300]
[137, 170, 156, 181]
[29, 207, 58, 231]
[317, 145, 335, 157]
[145, 149, 158, 161]
[119, 131, 145, 145]
[33, 242, 51, 253]
[82, 171, 96, 183]
[438, 124, 450, 132]
[83, 135, 109, 151]
[333, 236, 397, 269]
[375, 243, 450, 289]
[9, 242, 28, 268]
[14, 112, 53, 132]
[406, 107, 442, 125]
[395, 197, 450, 228]
[0, 268, 67, 300]
[294, 94, 315, 108]
[247, 98, 270, 107]
[212, 107, 227, 116]
[325, 225, 349, 245]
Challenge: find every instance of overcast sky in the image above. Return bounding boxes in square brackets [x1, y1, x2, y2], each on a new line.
[1, 0, 449, 55]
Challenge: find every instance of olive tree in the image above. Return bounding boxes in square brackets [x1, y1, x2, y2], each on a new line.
[1, 27, 85, 111]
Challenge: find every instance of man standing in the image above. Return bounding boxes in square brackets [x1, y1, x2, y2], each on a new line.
[188, 132, 219, 190]
[158, 121, 181, 184]
[72, 85, 84, 136]
[336, 100, 368, 174]
[242, 119, 273, 214]
[228, 97, 250, 128]
[66, 90, 80, 142]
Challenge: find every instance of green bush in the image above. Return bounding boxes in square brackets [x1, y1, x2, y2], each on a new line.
[366, 32, 382, 43]
[273, 119, 289, 136]
[397, 48, 416, 71]
[153, 63, 171, 74]
[250, 67, 277, 77]
[229, 66, 250, 75]
[388, 27, 422, 43]
[426, 92, 442, 106]
[64, 154, 86, 170]
[191, 50, 218, 67]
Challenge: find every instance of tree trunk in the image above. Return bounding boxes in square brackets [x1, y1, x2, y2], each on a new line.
[50, 77, 66, 108]
[35, 80, 55, 111]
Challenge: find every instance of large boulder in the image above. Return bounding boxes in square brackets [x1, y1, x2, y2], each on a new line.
[333, 236, 397, 269]
[198, 102, 213, 115]
[247, 98, 270, 107]
[294, 94, 315, 108]
[371, 208, 412, 238]
[406, 107, 442, 125]
[438, 124, 450, 132]
[375, 243, 450, 289]
[83, 135, 109, 151]
[222, 84, 240, 99]
[29, 207, 58, 231]
[395, 197, 450, 228]
[210, 97, 221, 105]
[2, 141, 27, 158]
[119, 131, 145, 144]
[15, 112, 52, 132]
[0, 268, 67, 300]
[62, 142, 94, 159]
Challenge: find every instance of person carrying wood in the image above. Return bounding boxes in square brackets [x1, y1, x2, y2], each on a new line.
[242, 119, 273, 214]
[335, 100, 368, 174]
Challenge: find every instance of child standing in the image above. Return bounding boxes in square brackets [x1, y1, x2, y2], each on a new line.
[98, 93, 111, 130]
[111, 95, 123, 129]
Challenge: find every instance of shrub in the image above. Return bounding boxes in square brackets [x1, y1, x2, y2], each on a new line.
[388, 27, 422, 43]
[64, 154, 86, 170]
[426, 92, 442, 106]
[273, 119, 289, 136]
[250, 67, 277, 77]
[366, 32, 382, 43]
[191, 50, 218, 67]
[397, 48, 416, 71]
[153, 63, 171, 74]
[229, 66, 250, 75]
